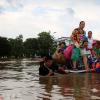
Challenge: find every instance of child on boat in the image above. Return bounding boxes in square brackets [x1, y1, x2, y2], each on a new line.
[81, 39, 91, 70]
[91, 52, 100, 72]
[92, 41, 100, 72]
[88, 50, 97, 69]
[93, 41, 100, 55]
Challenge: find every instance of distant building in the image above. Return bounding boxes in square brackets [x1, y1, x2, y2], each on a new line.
[56, 37, 73, 46]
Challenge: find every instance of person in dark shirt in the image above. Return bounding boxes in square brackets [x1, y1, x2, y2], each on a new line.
[39, 56, 56, 76]
[39, 56, 67, 76]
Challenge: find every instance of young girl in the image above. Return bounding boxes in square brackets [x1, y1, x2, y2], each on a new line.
[81, 40, 91, 70]
[88, 50, 97, 69]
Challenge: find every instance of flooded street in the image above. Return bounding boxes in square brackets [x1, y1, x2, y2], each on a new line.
[0, 59, 100, 100]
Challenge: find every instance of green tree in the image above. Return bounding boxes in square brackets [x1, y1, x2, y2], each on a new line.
[9, 35, 23, 58]
[23, 38, 38, 57]
[0, 37, 11, 58]
[38, 32, 54, 57]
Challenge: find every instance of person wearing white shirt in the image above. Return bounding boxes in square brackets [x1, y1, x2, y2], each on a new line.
[87, 31, 93, 50]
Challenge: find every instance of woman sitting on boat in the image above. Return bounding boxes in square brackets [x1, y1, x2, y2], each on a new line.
[52, 42, 67, 66]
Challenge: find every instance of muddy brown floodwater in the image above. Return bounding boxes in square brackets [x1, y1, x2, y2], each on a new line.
[0, 58, 100, 100]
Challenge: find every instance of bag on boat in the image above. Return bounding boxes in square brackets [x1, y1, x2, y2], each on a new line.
[64, 44, 74, 60]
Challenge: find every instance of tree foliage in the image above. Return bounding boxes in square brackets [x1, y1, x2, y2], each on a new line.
[38, 32, 54, 57]
[9, 35, 23, 58]
[24, 38, 38, 57]
[0, 32, 56, 58]
[0, 37, 11, 58]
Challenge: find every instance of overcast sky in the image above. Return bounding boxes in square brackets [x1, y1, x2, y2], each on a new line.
[0, 0, 100, 40]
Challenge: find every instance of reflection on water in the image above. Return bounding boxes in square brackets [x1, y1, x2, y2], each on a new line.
[0, 59, 100, 100]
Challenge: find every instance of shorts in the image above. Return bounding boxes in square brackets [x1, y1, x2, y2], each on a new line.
[71, 47, 80, 61]
[81, 48, 91, 56]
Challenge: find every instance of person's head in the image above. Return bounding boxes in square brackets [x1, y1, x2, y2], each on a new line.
[44, 56, 53, 67]
[79, 21, 85, 29]
[59, 42, 66, 48]
[93, 40, 100, 48]
[82, 39, 88, 47]
[96, 41, 100, 48]
[88, 31, 92, 38]
[92, 40, 97, 48]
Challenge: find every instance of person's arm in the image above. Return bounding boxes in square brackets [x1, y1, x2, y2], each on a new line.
[47, 69, 54, 76]
[70, 30, 77, 43]
[70, 29, 80, 48]
[58, 66, 68, 74]
[53, 47, 62, 60]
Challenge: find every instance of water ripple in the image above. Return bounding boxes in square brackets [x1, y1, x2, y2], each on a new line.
[0, 59, 100, 100]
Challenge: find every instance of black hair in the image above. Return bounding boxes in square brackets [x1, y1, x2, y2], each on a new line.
[59, 42, 66, 46]
[88, 31, 92, 34]
[96, 41, 100, 45]
[80, 21, 85, 24]
[82, 39, 88, 45]
[44, 56, 53, 62]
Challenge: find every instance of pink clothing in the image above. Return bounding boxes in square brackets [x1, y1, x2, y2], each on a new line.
[64, 44, 74, 60]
